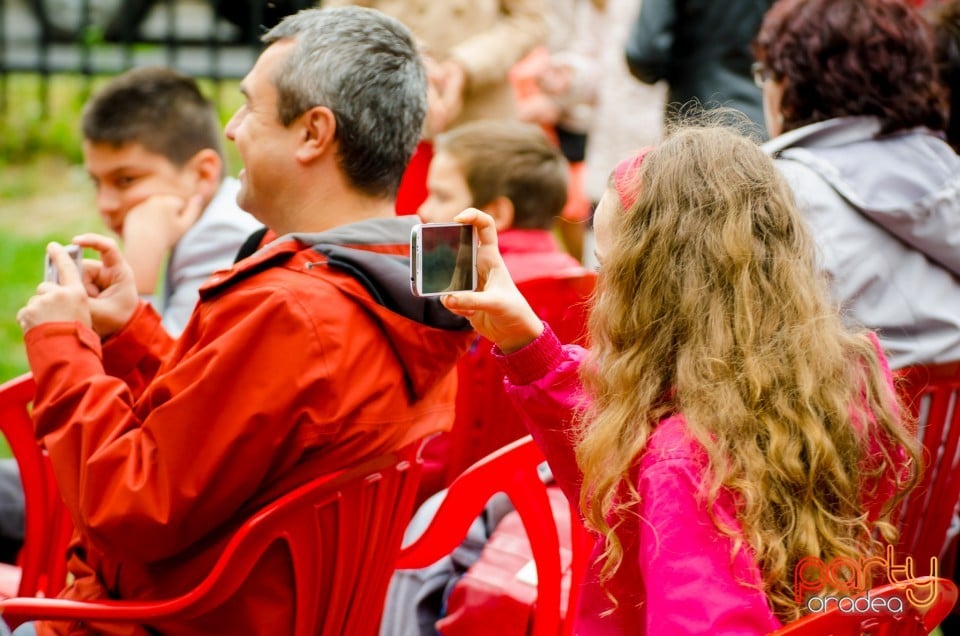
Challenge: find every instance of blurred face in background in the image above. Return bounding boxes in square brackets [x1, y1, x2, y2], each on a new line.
[417, 151, 473, 223]
[84, 140, 201, 235]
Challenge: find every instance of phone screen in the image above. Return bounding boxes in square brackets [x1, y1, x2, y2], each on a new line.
[413, 223, 476, 296]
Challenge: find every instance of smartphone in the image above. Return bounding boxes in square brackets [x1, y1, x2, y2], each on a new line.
[44, 244, 84, 284]
[410, 223, 478, 297]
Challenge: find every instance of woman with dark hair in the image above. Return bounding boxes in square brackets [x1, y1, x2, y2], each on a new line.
[756, 0, 960, 370]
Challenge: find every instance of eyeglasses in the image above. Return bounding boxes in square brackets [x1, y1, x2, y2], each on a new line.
[752, 61, 773, 88]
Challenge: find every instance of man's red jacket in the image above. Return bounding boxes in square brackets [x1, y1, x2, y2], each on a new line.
[23, 217, 473, 635]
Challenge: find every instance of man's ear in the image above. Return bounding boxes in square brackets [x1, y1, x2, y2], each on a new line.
[296, 106, 337, 163]
[186, 148, 223, 200]
[481, 196, 515, 232]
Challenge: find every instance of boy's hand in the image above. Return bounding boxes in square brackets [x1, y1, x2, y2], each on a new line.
[17, 243, 92, 333]
[121, 193, 204, 295]
[124, 193, 205, 251]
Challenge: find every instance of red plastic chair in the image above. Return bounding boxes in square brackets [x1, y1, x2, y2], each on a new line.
[894, 361, 960, 568]
[0, 442, 425, 635]
[423, 271, 596, 498]
[770, 577, 957, 635]
[0, 373, 73, 610]
[396, 435, 593, 636]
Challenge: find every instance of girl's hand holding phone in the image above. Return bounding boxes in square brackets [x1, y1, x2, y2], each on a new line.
[441, 208, 544, 354]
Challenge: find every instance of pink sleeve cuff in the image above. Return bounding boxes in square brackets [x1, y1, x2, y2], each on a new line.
[492, 322, 565, 386]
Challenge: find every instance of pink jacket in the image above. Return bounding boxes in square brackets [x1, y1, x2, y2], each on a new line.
[495, 325, 901, 635]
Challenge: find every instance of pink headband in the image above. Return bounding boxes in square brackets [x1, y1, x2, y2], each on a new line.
[613, 146, 652, 211]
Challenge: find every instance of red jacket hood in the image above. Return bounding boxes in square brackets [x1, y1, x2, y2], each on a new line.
[201, 216, 474, 401]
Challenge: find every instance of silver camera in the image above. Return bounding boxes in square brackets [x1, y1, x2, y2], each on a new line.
[44, 244, 84, 284]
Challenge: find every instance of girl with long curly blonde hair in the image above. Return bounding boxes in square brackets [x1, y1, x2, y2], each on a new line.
[442, 124, 920, 634]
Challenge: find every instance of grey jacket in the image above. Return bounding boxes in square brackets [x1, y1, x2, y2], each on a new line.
[764, 116, 960, 369]
[162, 177, 260, 336]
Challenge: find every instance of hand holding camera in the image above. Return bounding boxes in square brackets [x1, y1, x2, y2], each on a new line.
[18, 242, 92, 333]
[71, 233, 141, 338]
[121, 193, 205, 295]
[19, 235, 140, 338]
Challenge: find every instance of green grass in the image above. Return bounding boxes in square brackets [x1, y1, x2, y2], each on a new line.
[0, 158, 96, 381]
[0, 235, 53, 380]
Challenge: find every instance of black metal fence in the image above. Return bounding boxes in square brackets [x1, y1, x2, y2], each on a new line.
[1, 0, 314, 115]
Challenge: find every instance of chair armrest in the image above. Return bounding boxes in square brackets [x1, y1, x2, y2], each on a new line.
[0, 595, 198, 622]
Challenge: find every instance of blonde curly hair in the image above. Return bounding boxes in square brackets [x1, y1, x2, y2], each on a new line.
[576, 124, 921, 621]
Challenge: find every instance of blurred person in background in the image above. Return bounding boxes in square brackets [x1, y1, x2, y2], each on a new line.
[81, 66, 261, 337]
[381, 119, 587, 635]
[518, 0, 665, 267]
[415, 118, 587, 497]
[756, 0, 960, 370]
[758, 5, 960, 630]
[418, 120, 582, 281]
[509, 0, 594, 261]
[322, 0, 547, 215]
[625, 0, 773, 138]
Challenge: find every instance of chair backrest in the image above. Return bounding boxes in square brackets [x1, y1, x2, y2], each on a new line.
[0, 373, 72, 602]
[396, 435, 592, 636]
[437, 271, 596, 491]
[0, 443, 424, 636]
[894, 361, 960, 566]
[770, 577, 958, 635]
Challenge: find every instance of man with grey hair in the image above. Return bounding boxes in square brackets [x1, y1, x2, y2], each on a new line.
[14, 7, 473, 635]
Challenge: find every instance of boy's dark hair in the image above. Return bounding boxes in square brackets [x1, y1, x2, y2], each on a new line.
[435, 120, 568, 230]
[82, 66, 223, 166]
